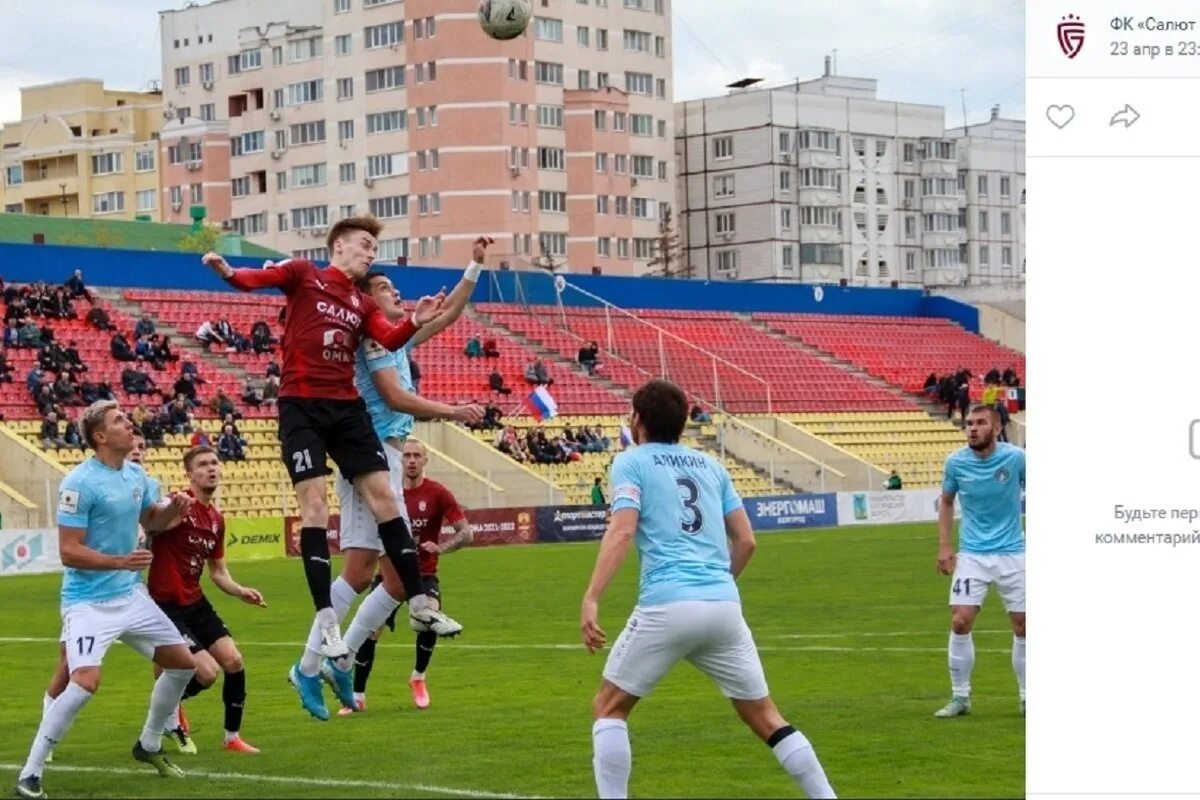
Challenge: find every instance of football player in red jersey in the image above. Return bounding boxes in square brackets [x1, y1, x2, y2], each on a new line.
[145, 446, 265, 754]
[200, 217, 461, 710]
[341, 439, 473, 713]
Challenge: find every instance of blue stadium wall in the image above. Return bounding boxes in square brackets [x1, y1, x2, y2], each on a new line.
[0, 242, 979, 332]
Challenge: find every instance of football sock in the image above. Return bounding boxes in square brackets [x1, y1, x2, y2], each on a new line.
[377, 517, 426, 608]
[414, 631, 437, 675]
[768, 726, 837, 799]
[1013, 635, 1026, 701]
[181, 676, 208, 699]
[21, 682, 92, 780]
[164, 706, 180, 734]
[140, 668, 195, 753]
[299, 527, 333, 613]
[223, 669, 246, 735]
[353, 637, 377, 694]
[342, 584, 401, 667]
[301, 577, 359, 677]
[949, 632, 975, 698]
[592, 719, 631, 799]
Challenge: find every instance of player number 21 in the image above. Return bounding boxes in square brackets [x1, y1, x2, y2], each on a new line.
[292, 448, 314, 474]
[75, 636, 95, 655]
[952, 578, 971, 596]
[675, 478, 703, 534]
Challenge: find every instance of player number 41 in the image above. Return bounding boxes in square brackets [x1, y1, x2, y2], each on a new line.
[951, 578, 971, 596]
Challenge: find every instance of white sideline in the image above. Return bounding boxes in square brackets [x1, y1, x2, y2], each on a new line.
[0, 762, 537, 799]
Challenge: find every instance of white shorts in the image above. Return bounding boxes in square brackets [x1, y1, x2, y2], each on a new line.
[949, 552, 1026, 613]
[336, 442, 410, 553]
[60, 588, 186, 671]
[602, 600, 769, 701]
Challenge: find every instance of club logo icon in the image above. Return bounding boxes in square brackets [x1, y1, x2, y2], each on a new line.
[1057, 14, 1085, 59]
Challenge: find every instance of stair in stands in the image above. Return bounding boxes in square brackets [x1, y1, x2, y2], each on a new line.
[690, 424, 798, 494]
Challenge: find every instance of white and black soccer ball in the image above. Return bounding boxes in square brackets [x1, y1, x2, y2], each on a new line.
[478, 0, 532, 40]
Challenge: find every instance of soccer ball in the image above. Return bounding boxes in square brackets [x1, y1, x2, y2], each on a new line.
[478, 0, 532, 40]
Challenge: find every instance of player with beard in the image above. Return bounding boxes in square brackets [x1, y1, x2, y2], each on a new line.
[145, 446, 266, 754]
[934, 405, 1026, 719]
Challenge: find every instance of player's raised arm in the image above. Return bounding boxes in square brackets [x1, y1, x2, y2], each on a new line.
[202, 252, 295, 293]
[363, 290, 447, 350]
[410, 237, 493, 347]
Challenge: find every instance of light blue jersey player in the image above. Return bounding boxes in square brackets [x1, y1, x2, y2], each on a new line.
[15, 402, 196, 800]
[580, 380, 836, 800]
[935, 404, 1027, 720]
[293, 251, 489, 720]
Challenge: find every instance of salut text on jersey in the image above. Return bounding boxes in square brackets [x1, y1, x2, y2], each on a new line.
[316, 300, 362, 364]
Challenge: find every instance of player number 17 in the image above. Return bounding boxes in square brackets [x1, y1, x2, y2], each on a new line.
[75, 636, 95, 655]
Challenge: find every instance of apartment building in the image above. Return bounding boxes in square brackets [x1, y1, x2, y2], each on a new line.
[159, 0, 675, 273]
[947, 109, 1026, 286]
[676, 67, 1024, 288]
[0, 80, 163, 221]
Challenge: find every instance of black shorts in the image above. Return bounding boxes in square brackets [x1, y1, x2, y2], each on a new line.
[374, 574, 441, 631]
[157, 596, 231, 653]
[277, 397, 388, 484]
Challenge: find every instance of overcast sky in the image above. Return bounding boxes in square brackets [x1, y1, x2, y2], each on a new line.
[0, 0, 1024, 127]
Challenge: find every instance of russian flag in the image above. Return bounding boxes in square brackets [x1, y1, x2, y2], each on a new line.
[523, 386, 558, 421]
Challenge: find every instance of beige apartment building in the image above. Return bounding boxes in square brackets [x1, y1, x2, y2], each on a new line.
[159, 0, 674, 273]
[0, 80, 163, 221]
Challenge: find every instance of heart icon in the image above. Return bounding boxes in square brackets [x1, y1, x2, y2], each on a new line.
[1046, 104, 1075, 129]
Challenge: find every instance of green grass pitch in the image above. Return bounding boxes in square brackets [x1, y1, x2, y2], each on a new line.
[0, 523, 1024, 798]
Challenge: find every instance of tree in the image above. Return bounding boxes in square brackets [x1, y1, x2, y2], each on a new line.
[647, 206, 691, 278]
[177, 223, 223, 254]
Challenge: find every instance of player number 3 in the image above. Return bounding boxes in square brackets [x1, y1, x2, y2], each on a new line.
[675, 477, 703, 534]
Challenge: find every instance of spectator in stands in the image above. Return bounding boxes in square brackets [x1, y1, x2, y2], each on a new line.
[83, 380, 114, 404]
[1002, 366, 1020, 387]
[63, 341, 85, 372]
[886, 470, 903, 491]
[955, 381, 970, 423]
[166, 397, 192, 434]
[984, 367, 1001, 385]
[472, 403, 502, 431]
[923, 373, 939, 397]
[0, 349, 12, 383]
[140, 414, 167, 448]
[38, 319, 55, 345]
[18, 319, 42, 348]
[265, 359, 280, 379]
[85, 304, 115, 332]
[3, 320, 18, 348]
[523, 357, 554, 386]
[215, 317, 249, 352]
[63, 419, 83, 450]
[482, 336, 500, 358]
[195, 318, 225, 349]
[241, 377, 263, 408]
[210, 387, 239, 420]
[217, 424, 247, 462]
[4, 297, 25, 325]
[53, 373, 80, 406]
[577, 341, 601, 376]
[41, 411, 67, 450]
[497, 427, 530, 462]
[994, 399, 1011, 443]
[131, 401, 150, 429]
[939, 375, 957, 419]
[158, 335, 179, 365]
[591, 427, 612, 452]
[33, 384, 56, 417]
[489, 367, 512, 396]
[134, 334, 155, 361]
[65, 269, 92, 303]
[110, 331, 134, 362]
[121, 361, 159, 397]
[37, 344, 61, 374]
[173, 371, 199, 405]
[262, 374, 280, 406]
[689, 402, 712, 424]
[189, 421, 211, 448]
[26, 367, 45, 394]
[180, 359, 205, 383]
[135, 313, 156, 340]
[221, 413, 242, 437]
[561, 426, 581, 453]
[591, 477, 606, 506]
[464, 334, 484, 358]
[250, 320, 275, 355]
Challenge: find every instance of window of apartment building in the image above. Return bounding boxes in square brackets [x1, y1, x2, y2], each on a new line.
[631, 114, 653, 136]
[617, 238, 630, 259]
[1002, 246, 1013, 266]
[658, 160, 667, 180]
[199, 104, 215, 121]
[979, 210, 989, 234]
[905, 215, 916, 238]
[366, 153, 405, 178]
[781, 208, 792, 230]
[276, 172, 288, 192]
[596, 195, 609, 214]
[612, 112, 626, 131]
[197, 62, 214, 84]
[337, 120, 355, 143]
[168, 186, 183, 208]
[417, 194, 441, 215]
[714, 174, 734, 197]
[594, 110, 606, 130]
[287, 79, 324, 105]
[190, 184, 203, 204]
[535, 18, 563, 41]
[656, 78, 666, 99]
[334, 0, 350, 12]
[174, 67, 190, 88]
[339, 163, 356, 183]
[289, 120, 326, 146]
[508, 59, 528, 80]
[272, 46, 284, 66]
[538, 147, 565, 170]
[625, 72, 653, 95]
[716, 249, 738, 274]
[135, 150, 155, 172]
[364, 0, 401, 7]
[597, 237, 611, 257]
[335, 35, 351, 56]
[623, 29, 651, 52]
[595, 153, 608, 172]
[291, 163, 327, 188]
[979, 245, 990, 266]
[92, 154, 124, 176]
[1001, 211, 1011, 235]
[596, 29, 608, 49]
[578, 70, 591, 89]
[367, 110, 406, 134]
[655, 35, 665, 57]
[378, 238, 408, 261]
[509, 103, 528, 124]
[287, 38, 319, 62]
[780, 170, 791, 193]
[136, 189, 156, 212]
[802, 207, 839, 227]
[538, 105, 564, 128]
[1000, 176, 1011, 198]
[782, 246, 794, 269]
[336, 78, 353, 101]
[231, 131, 263, 156]
[535, 61, 563, 84]
[232, 177, 251, 197]
[365, 22, 404, 49]
[615, 196, 628, 216]
[597, 71, 609, 88]
[539, 191, 567, 213]
[978, 174, 989, 196]
[903, 143, 914, 163]
[633, 238, 656, 259]
[715, 212, 735, 235]
[92, 191, 125, 214]
[369, 196, 408, 218]
[632, 197, 653, 219]
[632, 155, 654, 178]
[577, 26, 589, 46]
[614, 154, 627, 173]
[366, 66, 405, 92]
[291, 205, 329, 230]
[713, 136, 733, 160]
[538, 233, 567, 257]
